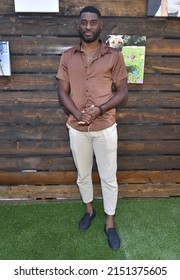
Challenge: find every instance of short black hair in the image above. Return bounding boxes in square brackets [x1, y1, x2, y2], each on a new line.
[79, 6, 101, 18]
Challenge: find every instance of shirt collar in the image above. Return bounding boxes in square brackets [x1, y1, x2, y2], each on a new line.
[73, 40, 112, 56]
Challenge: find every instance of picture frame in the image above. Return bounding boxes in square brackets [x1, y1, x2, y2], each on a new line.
[147, 0, 180, 17]
[14, 0, 59, 13]
[0, 41, 11, 76]
[105, 35, 146, 84]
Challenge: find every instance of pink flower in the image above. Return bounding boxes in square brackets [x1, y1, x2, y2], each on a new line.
[129, 54, 135, 59]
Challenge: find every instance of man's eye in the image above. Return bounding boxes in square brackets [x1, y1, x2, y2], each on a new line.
[81, 21, 87, 26]
[91, 21, 97, 26]
[80, 20, 98, 26]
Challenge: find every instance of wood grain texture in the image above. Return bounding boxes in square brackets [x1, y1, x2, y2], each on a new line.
[0, 0, 179, 199]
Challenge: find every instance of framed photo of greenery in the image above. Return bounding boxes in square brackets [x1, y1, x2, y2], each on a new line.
[106, 35, 146, 84]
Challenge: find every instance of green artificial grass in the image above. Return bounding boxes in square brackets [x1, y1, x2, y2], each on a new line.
[0, 198, 179, 260]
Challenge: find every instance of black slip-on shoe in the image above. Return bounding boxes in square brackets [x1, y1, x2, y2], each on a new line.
[78, 210, 96, 232]
[104, 224, 121, 250]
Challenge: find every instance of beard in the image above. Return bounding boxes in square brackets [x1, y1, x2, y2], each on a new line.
[78, 28, 101, 43]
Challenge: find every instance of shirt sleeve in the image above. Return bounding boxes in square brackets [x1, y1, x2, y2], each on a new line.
[56, 52, 70, 82]
[111, 51, 128, 84]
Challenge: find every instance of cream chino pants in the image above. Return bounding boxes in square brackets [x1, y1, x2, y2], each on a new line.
[67, 123, 118, 215]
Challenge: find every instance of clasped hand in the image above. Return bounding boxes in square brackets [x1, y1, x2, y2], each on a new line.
[78, 105, 100, 125]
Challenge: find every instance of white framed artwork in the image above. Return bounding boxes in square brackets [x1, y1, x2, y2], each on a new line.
[14, 0, 59, 13]
[0, 42, 11, 76]
[105, 35, 146, 84]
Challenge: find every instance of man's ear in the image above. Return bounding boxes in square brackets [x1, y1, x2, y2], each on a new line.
[99, 19, 103, 31]
[76, 20, 80, 30]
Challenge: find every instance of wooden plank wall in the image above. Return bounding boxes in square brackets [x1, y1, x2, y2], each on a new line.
[0, 0, 179, 200]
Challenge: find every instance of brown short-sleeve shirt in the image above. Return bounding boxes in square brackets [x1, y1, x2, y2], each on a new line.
[56, 42, 128, 132]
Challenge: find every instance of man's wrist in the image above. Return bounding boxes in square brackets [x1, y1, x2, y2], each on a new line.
[98, 105, 104, 115]
[74, 111, 82, 122]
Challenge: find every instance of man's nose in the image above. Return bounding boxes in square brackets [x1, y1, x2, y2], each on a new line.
[86, 22, 92, 29]
[86, 21, 92, 29]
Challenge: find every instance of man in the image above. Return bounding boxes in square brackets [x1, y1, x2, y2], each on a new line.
[56, 6, 128, 250]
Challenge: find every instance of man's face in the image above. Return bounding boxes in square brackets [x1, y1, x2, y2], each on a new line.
[77, 12, 103, 43]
